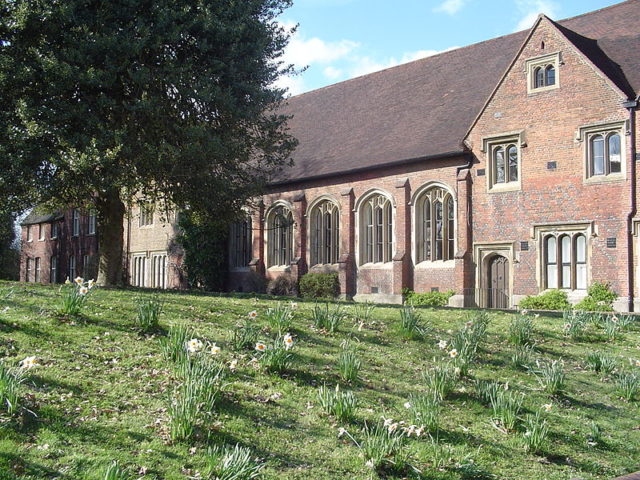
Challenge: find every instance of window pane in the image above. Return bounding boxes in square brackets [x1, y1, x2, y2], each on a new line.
[508, 145, 518, 182]
[591, 135, 604, 175]
[435, 201, 443, 260]
[375, 207, 383, 262]
[561, 236, 571, 263]
[495, 147, 505, 183]
[547, 265, 558, 288]
[535, 67, 544, 88]
[545, 65, 555, 86]
[608, 133, 621, 173]
[447, 198, 454, 260]
[575, 234, 586, 262]
[561, 265, 571, 288]
[423, 199, 431, 261]
[546, 236, 556, 263]
[385, 203, 392, 262]
[576, 264, 587, 289]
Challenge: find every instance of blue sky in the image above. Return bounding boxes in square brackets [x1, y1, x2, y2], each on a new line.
[275, 0, 621, 95]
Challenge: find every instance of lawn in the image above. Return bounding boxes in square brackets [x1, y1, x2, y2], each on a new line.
[0, 280, 639, 480]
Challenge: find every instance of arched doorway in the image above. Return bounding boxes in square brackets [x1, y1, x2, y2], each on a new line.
[487, 255, 509, 308]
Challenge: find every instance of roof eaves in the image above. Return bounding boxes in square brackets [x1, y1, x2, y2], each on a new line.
[268, 150, 467, 188]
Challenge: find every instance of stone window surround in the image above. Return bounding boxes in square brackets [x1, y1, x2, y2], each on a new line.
[525, 51, 561, 94]
[576, 120, 628, 184]
[410, 181, 457, 267]
[306, 195, 341, 268]
[531, 221, 594, 293]
[355, 189, 395, 268]
[473, 241, 515, 307]
[265, 201, 294, 271]
[481, 130, 525, 193]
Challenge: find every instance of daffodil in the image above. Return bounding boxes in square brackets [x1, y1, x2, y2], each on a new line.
[79, 286, 89, 296]
[229, 359, 238, 371]
[19, 356, 38, 370]
[74, 276, 84, 285]
[65, 278, 71, 285]
[210, 344, 221, 355]
[403, 401, 412, 409]
[521, 309, 529, 315]
[88, 279, 95, 289]
[255, 342, 267, 352]
[449, 348, 458, 358]
[543, 403, 553, 412]
[290, 302, 298, 310]
[438, 340, 448, 350]
[283, 333, 294, 350]
[338, 427, 347, 438]
[248, 310, 258, 319]
[635, 359, 640, 367]
[186, 338, 203, 353]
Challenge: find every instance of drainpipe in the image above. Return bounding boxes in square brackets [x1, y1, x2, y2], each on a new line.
[623, 98, 638, 312]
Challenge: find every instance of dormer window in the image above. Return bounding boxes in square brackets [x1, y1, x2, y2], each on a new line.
[526, 52, 560, 93]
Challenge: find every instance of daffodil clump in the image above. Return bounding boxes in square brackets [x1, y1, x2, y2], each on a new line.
[58, 277, 96, 316]
[254, 333, 295, 373]
[339, 419, 418, 477]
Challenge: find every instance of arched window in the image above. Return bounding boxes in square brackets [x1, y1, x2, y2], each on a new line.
[267, 206, 293, 267]
[545, 236, 557, 289]
[416, 187, 455, 263]
[229, 216, 252, 268]
[585, 127, 624, 178]
[544, 233, 588, 290]
[310, 200, 340, 266]
[492, 144, 518, 185]
[360, 194, 392, 264]
[544, 65, 555, 86]
[534, 66, 544, 88]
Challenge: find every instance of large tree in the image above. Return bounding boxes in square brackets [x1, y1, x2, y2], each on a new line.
[0, 0, 296, 285]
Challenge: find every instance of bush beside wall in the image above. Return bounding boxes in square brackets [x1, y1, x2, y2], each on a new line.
[519, 290, 571, 311]
[298, 273, 340, 299]
[404, 289, 454, 307]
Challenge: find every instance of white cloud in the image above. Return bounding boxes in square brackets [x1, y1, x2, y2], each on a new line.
[278, 21, 358, 68]
[323, 66, 343, 80]
[433, 0, 467, 15]
[514, 0, 560, 31]
[273, 74, 306, 97]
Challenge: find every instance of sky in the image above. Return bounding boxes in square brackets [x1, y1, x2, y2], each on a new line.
[275, 0, 622, 96]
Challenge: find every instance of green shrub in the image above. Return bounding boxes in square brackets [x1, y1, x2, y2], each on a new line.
[575, 282, 617, 312]
[518, 289, 570, 311]
[299, 273, 340, 299]
[267, 274, 298, 297]
[404, 290, 454, 307]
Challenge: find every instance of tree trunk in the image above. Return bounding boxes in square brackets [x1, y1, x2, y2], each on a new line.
[96, 190, 126, 286]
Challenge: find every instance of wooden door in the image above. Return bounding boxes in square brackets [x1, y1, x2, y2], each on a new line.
[488, 255, 509, 308]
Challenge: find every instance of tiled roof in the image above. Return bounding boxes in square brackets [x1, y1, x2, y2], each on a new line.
[20, 210, 64, 226]
[275, 0, 640, 185]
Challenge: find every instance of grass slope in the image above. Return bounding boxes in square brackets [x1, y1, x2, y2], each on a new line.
[0, 281, 639, 479]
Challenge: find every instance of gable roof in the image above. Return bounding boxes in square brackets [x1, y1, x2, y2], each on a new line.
[275, 0, 640, 185]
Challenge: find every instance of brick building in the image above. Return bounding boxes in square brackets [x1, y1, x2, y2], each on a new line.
[20, 1, 640, 310]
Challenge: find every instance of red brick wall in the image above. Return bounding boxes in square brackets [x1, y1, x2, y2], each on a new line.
[20, 209, 99, 284]
[232, 156, 470, 300]
[466, 18, 634, 303]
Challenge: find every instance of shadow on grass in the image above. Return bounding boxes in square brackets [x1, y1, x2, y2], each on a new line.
[0, 452, 62, 479]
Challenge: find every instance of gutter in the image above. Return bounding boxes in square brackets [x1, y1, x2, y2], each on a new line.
[268, 150, 466, 189]
[623, 97, 638, 312]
